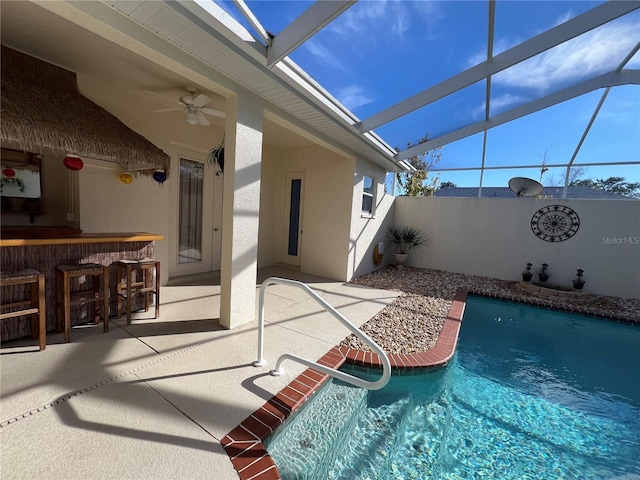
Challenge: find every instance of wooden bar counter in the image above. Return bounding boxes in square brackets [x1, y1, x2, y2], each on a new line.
[1, 227, 163, 342]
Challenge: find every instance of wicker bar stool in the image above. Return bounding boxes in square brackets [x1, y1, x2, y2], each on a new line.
[116, 259, 160, 325]
[0, 269, 46, 351]
[56, 263, 109, 343]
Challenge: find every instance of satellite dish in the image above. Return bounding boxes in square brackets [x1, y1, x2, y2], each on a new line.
[508, 177, 543, 197]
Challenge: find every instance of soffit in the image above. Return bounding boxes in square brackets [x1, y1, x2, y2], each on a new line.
[0, 1, 339, 156]
[98, 0, 399, 170]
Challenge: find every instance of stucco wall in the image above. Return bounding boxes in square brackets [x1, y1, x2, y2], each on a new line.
[71, 74, 366, 283]
[262, 145, 354, 280]
[78, 159, 170, 284]
[394, 197, 640, 299]
[302, 149, 353, 280]
[76, 74, 222, 284]
[257, 145, 281, 268]
[348, 160, 395, 280]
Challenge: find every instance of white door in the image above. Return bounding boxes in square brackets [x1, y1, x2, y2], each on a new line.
[282, 171, 305, 266]
[173, 157, 221, 276]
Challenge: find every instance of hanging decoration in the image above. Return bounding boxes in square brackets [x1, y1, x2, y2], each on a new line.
[152, 169, 167, 184]
[119, 171, 134, 184]
[207, 137, 225, 175]
[63, 155, 84, 171]
[2, 168, 16, 177]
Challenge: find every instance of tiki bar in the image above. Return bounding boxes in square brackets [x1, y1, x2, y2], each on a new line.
[1, 47, 169, 347]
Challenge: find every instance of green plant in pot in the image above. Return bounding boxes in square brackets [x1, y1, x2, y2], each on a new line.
[385, 225, 427, 267]
[207, 138, 224, 175]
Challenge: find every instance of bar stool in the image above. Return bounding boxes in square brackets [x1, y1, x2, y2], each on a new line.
[56, 263, 109, 343]
[116, 259, 160, 325]
[0, 269, 46, 351]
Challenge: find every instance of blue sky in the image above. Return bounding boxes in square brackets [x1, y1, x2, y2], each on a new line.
[218, 1, 639, 189]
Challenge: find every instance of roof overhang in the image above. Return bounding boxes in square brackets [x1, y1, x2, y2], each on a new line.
[41, 0, 405, 172]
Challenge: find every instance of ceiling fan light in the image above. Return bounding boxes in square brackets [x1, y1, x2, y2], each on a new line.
[186, 111, 199, 125]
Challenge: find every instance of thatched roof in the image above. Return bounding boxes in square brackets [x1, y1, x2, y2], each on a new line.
[0, 46, 170, 176]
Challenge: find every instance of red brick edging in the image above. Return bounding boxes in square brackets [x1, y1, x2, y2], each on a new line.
[222, 288, 468, 480]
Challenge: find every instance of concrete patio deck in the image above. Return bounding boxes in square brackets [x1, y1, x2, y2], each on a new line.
[0, 266, 399, 479]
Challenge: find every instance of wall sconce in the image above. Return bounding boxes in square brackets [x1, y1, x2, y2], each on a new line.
[119, 171, 133, 184]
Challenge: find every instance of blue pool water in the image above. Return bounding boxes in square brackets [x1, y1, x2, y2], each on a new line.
[267, 296, 640, 479]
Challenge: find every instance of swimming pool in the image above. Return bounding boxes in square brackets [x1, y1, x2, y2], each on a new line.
[266, 296, 640, 479]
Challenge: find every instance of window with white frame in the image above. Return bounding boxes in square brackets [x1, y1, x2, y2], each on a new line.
[362, 175, 375, 214]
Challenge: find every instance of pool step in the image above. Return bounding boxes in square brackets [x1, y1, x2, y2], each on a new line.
[266, 380, 367, 480]
[327, 395, 412, 479]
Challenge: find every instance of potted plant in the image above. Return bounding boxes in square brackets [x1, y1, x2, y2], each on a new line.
[573, 269, 585, 290]
[522, 263, 533, 282]
[538, 263, 550, 282]
[385, 225, 427, 267]
[208, 137, 224, 175]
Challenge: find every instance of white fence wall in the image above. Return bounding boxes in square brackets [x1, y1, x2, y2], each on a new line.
[394, 197, 640, 300]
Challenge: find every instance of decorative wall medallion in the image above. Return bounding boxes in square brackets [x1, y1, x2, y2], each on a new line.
[531, 205, 580, 242]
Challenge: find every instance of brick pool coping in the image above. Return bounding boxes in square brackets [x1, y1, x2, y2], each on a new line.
[221, 287, 637, 479]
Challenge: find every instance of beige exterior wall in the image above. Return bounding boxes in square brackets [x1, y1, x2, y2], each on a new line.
[395, 197, 640, 299]
[75, 74, 223, 285]
[257, 145, 281, 269]
[70, 74, 387, 284]
[348, 160, 395, 280]
[258, 145, 354, 280]
[78, 158, 169, 284]
[9, 73, 398, 287]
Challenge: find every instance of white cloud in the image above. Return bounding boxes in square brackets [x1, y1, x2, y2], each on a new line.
[325, 0, 417, 41]
[470, 93, 531, 120]
[463, 11, 639, 94]
[302, 39, 349, 73]
[301, 1, 421, 80]
[327, 0, 389, 36]
[493, 17, 640, 93]
[491, 93, 530, 114]
[335, 85, 375, 110]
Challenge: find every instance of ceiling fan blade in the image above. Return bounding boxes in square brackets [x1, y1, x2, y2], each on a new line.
[143, 90, 184, 107]
[154, 108, 184, 113]
[191, 93, 211, 108]
[197, 110, 211, 126]
[200, 107, 225, 118]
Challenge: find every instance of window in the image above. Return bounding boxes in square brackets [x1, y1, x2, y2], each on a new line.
[362, 175, 375, 215]
[178, 158, 204, 264]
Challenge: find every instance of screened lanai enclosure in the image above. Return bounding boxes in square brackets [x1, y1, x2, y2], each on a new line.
[219, 0, 639, 197]
[1, 0, 638, 302]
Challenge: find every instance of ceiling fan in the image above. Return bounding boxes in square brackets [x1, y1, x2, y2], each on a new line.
[151, 86, 224, 126]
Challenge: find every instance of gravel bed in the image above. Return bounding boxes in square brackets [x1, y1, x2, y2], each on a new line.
[340, 266, 640, 355]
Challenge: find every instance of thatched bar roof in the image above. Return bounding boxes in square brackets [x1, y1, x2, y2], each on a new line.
[1, 46, 170, 176]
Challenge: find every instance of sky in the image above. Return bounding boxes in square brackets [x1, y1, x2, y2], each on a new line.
[217, 1, 639, 190]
